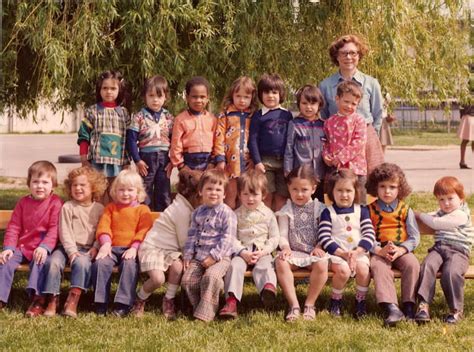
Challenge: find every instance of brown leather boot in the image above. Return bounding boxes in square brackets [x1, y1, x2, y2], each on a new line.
[25, 295, 46, 318]
[62, 288, 82, 318]
[43, 295, 59, 317]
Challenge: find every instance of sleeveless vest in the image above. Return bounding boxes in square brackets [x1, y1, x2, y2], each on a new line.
[369, 200, 408, 246]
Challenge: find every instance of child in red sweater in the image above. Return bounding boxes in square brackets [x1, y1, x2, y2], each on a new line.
[0, 161, 63, 317]
[91, 170, 153, 316]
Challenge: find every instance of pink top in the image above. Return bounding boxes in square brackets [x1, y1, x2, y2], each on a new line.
[322, 112, 367, 176]
[3, 194, 63, 261]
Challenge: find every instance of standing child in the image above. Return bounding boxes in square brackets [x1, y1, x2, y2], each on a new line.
[213, 76, 258, 209]
[275, 165, 327, 322]
[0, 161, 62, 317]
[284, 84, 326, 202]
[366, 163, 420, 326]
[170, 76, 216, 172]
[131, 169, 202, 319]
[40, 166, 107, 317]
[219, 170, 279, 318]
[318, 169, 375, 318]
[78, 70, 130, 181]
[181, 169, 237, 322]
[415, 176, 473, 324]
[248, 73, 293, 211]
[322, 81, 367, 203]
[91, 170, 153, 317]
[127, 75, 174, 211]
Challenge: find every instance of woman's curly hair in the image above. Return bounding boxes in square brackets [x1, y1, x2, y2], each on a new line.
[366, 163, 412, 200]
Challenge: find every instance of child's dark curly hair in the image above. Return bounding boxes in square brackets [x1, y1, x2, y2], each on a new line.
[177, 168, 203, 206]
[366, 163, 412, 200]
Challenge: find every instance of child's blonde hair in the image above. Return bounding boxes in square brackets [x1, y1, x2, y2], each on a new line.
[27, 160, 58, 187]
[433, 176, 465, 200]
[237, 170, 268, 198]
[64, 166, 108, 202]
[221, 76, 258, 113]
[109, 170, 147, 203]
[198, 168, 228, 192]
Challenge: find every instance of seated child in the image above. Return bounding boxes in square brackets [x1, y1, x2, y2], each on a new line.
[318, 169, 375, 319]
[131, 169, 202, 319]
[366, 163, 420, 326]
[275, 164, 327, 322]
[219, 170, 279, 318]
[181, 169, 237, 322]
[0, 161, 62, 317]
[415, 176, 473, 324]
[91, 170, 153, 317]
[39, 166, 107, 317]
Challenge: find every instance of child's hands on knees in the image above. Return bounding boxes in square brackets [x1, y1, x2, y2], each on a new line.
[0, 249, 13, 264]
[251, 250, 265, 263]
[136, 160, 149, 177]
[122, 247, 137, 260]
[240, 250, 254, 264]
[69, 252, 81, 264]
[310, 246, 325, 258]
[96, 243, 112, 260]
[33, 247, 48, 265]
[255, 163, 266, 174]
[278, 247, 292, 260]
[87, 247, 98, 260]
[201, 255, 216, 268]
[386, 245, 406, 262]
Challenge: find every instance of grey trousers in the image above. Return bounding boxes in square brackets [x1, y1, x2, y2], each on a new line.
[371, 252, 420, 305]
[417, 243, 470, 312]
[224, 254, 276, 301]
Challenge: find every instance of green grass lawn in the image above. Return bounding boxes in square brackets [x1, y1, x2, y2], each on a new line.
[0, 190, 474, 350]
[392, 129, 460, 147]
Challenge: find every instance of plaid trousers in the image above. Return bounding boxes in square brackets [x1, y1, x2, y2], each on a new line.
[181, 258, 230, 322]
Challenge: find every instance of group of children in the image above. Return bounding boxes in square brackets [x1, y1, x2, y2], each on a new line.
[0, 70, 472, 327]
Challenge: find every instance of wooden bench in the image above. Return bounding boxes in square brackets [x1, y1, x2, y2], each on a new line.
[1, 209, 473, 279]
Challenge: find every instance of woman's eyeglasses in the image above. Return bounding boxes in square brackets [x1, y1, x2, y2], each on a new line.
[338, 51, 359, 58]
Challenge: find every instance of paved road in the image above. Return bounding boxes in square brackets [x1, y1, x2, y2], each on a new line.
[0, 134, 472, 193]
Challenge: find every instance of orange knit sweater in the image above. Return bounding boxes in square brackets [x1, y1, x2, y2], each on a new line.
[96, 203, 153, 246]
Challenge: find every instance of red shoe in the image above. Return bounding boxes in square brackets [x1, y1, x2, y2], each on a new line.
[25, 295, 46, 318]
[162, 297, 176, 320]
[219, 298, 238, 319]
[261, 283, 277, 308]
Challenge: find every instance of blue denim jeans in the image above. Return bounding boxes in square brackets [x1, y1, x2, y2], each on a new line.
[183, 152, 210, 171]
[0, 248, 45, 303]
[40, 247, 93, 295]
[140, 150, 171, 211]
[91, 246, 138, 306]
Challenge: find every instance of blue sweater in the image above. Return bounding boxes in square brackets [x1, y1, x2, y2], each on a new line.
[248, 108, 293, 164]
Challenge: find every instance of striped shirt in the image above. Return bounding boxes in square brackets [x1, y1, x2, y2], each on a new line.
[183, 203, 237, 262]
[419, 202, 473, 254]
[318, 204, 375, 254]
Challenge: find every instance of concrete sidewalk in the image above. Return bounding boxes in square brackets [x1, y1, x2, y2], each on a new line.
[0, 134, 472, 193]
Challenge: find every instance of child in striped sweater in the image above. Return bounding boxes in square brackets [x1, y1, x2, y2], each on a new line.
[415, 176, 473, 324]
[318, 169, 375, 319]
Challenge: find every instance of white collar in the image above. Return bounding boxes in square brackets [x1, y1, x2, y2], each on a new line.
[261, 105, 287, 116]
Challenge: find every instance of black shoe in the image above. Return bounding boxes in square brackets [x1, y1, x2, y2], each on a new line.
[444, 312, 463, 324]
[383, 303, 404, 327]
[402, 302, 416, 320]
[95, 303, 107, 316]
[414, 302, 430, 324]
[354, 299, 367, 319]
[112, 303, 131, 317]
[329, 299, 343, 317]
[459, 163, 471, 169]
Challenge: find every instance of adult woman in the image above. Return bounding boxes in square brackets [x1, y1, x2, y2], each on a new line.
[458, 105, 473, 169]
[319, 34, 384, 174]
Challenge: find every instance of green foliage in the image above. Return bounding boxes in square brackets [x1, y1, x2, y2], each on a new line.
[1, 0, 471, 115]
